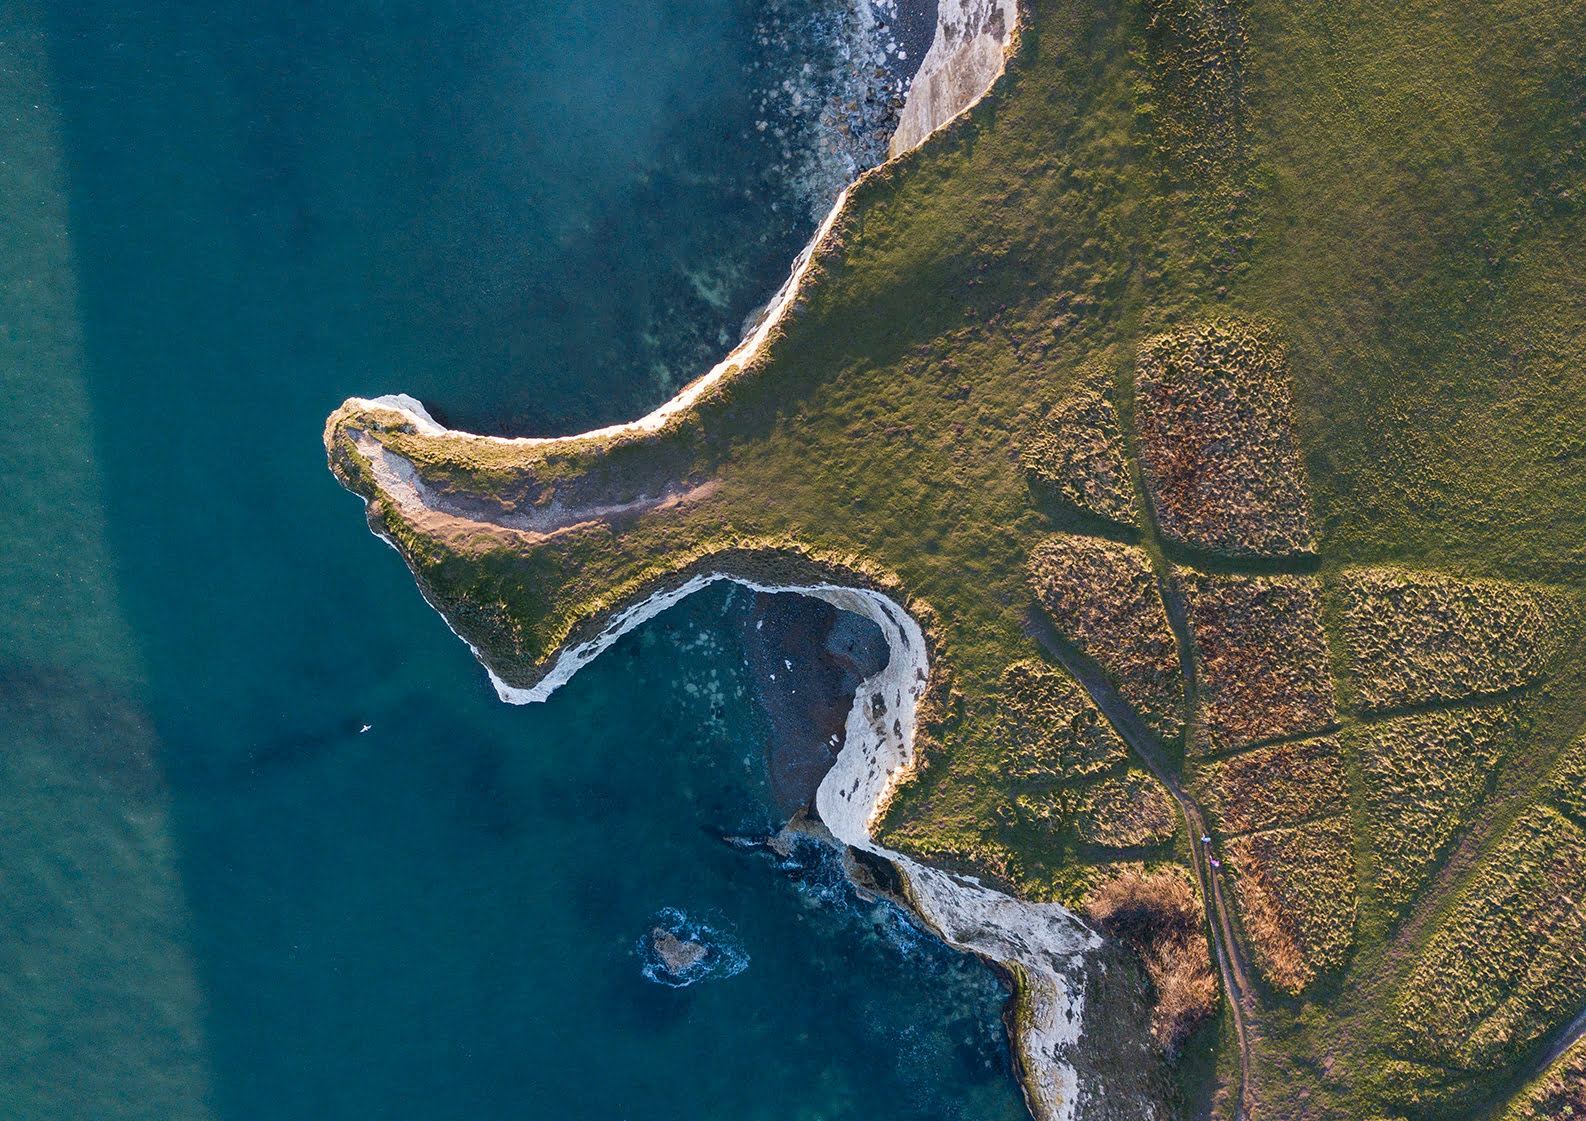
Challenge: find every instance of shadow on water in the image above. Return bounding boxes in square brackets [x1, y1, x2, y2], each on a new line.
[0, 661, 162, 799]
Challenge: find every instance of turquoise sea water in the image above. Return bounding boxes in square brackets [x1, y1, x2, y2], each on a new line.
[2, 1, 1032, 1118]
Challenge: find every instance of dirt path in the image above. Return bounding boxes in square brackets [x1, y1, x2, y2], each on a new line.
[1028, 612, 1256, 1121]
[1527, 1005, 1586, 1083]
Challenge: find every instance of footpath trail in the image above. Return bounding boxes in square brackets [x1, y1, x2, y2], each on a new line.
[1527, 1005, 1586, 1083]
[1028, 613, 1256, 1121]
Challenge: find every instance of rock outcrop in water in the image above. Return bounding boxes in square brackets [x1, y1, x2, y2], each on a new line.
[638, 908, 751, 988]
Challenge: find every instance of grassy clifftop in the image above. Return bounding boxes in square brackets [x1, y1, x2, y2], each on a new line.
[327, 0, 1586, 1116]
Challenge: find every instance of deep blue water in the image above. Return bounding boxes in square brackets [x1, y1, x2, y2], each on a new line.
[2, 0, 1030, 1118]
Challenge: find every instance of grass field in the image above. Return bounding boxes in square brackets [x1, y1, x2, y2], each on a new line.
[1029, 536, 1185, 740]
[1022, 357, 1140, 528]
[1351, 705, 1520, 917]
[998, 659, 1133, 781]
[1190, 734, 1346, 835]
[1549, 733, 1586, 827]
[1076, 769, 1180, 849]
[1226, 817, 1356, 994]
[1336, 568, 1579, 712]
[1387, 804, 1586, 1081]
[326, 0, 1586, 1113]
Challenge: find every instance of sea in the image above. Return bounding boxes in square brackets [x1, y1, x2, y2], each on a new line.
[0, 1, 1030, 1118]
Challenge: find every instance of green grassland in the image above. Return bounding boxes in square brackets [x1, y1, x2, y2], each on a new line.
[1383, 801, 1586, 1103]
[326, 0, 1586, 1115]
[1349, 704, 1521, 919]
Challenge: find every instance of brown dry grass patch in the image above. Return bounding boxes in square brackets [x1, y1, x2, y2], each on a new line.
[1135, 320, 1313, 557]
[1192, 734, 1346, 836]
[1179, 570, 1336, 753]
[1226, 817, 1357, 994]
[1029, 535, 1184, 740]
[1084, 866, 1218, 1056]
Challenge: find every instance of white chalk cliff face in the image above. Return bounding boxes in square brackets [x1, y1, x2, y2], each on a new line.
[805, 586, 1100, 1121]
[890, 0, 1019, 156]
[370, 531, 1102, 1121]
[329, 5, 1145, 1119]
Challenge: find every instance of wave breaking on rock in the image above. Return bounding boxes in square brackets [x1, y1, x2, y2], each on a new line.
[639, 908, 751, 988]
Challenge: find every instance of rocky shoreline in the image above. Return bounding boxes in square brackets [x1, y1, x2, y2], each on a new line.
[450, 563, 1120, 1121]
[338, 0, 1018, 456]
[748, 0, 939, 225]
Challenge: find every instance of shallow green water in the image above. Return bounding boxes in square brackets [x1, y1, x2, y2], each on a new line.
[1, 1, 1029, 1118]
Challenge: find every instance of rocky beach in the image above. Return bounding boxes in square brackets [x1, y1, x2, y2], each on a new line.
[740, 591, 891, 818]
